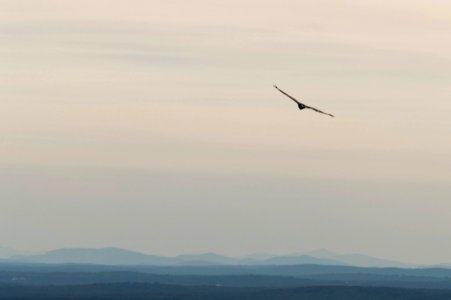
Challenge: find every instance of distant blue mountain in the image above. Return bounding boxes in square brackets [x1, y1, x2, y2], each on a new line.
[0, 246, 37, 259]
[0, 246, 22, 259]
[8, 247, 411, 267]
[176, 253, 237, 265]
[302, 249, 411, 268]
[257, 255, 342, 266]
[330, 253, 410, 268]
[11, 248, 175, 265]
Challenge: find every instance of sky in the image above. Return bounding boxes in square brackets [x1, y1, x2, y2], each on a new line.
[1, 0, 451, 265]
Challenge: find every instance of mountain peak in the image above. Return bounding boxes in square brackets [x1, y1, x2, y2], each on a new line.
[303, 249, 338, 259]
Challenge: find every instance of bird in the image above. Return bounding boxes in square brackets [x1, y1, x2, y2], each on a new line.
[273, 85, 334, 117]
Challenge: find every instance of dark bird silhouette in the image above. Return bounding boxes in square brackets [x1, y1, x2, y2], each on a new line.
[273, 85, 334, 117]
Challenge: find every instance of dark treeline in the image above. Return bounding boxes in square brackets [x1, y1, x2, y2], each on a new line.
[2, 264, 451, 299]
[1, 283, 451, 300]
[3, 263, 451, 278]
[2, 269, 451, 290]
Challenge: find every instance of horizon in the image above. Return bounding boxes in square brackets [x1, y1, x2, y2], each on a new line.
[0, 244, 441, 266]
[0, 244, 391, 257]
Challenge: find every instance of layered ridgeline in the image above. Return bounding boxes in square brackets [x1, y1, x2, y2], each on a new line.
[0, 246, 38, 259]
[5, 247, 410, 267]
[3, 249, 451, 298]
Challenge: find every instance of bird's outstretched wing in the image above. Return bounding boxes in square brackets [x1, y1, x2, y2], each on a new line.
[273, 85, 302, 105]
[273, 84, 335, 118]
[305, 105, 335, 117]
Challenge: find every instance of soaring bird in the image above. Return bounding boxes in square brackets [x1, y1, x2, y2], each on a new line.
[273, 85, 334, 117]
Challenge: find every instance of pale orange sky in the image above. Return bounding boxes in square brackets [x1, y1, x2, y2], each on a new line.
[1, 0, 451, 264]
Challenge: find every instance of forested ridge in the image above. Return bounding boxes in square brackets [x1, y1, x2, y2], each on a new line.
[1, 283, 451, 300]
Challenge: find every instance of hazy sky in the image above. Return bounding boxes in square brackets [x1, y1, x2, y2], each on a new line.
[1, 0, 451, 264]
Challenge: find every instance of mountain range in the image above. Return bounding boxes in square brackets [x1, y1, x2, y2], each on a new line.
[0, 246, 37, 259]
[3, 247, 412, 267]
